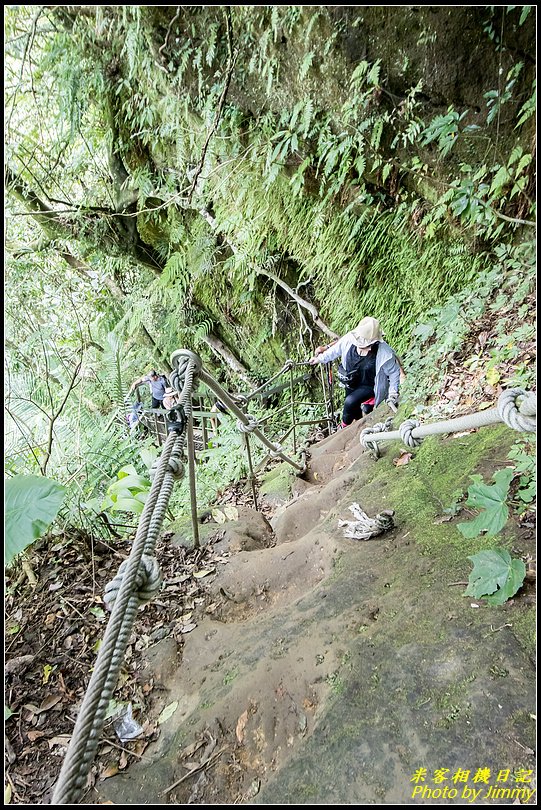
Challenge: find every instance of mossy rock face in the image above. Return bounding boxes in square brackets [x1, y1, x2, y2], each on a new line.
[167, 514, 219, 548]
[259, 462, 296, 506]
[98, 416, 535, 806]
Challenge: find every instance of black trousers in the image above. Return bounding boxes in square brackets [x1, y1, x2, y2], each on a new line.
[152, 397, 164, 409]
[342, 385, 374, 425]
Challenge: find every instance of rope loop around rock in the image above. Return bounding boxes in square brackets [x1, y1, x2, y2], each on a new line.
[399, 418, 423, 448]
[497, 388, 536, 433]
[104, 554, 162, 611]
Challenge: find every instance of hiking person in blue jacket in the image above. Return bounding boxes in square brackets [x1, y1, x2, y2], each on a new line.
[309, 317, 401, 428]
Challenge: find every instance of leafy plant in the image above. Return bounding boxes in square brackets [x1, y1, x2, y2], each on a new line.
[420, 107, 468, 157]
[464, 548, 526, 605]
[457, 468, 514, 539]
[4, 475, 66, 567]
[484, 62, 524, 125]
[507, 438, 536, 507]
[98, 464, 151, 517]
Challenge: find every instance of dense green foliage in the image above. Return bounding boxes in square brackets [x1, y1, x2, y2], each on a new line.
[4, 6, 535, 533]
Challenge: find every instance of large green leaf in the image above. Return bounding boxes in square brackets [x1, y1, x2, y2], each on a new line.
[109, 497, 145, 514]
[457, 468, 514, 539]
[5, 475, 66, 567]
[464, 548, 526, 605]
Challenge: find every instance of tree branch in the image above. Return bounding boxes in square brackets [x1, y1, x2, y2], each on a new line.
[40, 355, 83, 476]
[201, 333, 256, 390]
[187, 8, 237, 203]
[199, 208, 339, 339]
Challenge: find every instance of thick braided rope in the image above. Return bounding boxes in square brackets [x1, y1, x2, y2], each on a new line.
[399, 419, 422, 448]
[104, 554, 162, 608]
[52, 364, 197, 804]
[197, 367, 303, 471]
[497, 388, 536, 432]
[360, 389, 536, 458]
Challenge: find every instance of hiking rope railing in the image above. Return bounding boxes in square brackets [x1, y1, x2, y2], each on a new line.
[129, 359, 331, 450]
[52, 350, 407, 803]
[231, 359, 297, 405]
[172, 350, 305, 474]
[51, 356, 200, 805]
[360, 388, 536, 459]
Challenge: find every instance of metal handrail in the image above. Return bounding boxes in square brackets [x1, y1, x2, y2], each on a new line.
[128, 355, 339, 529]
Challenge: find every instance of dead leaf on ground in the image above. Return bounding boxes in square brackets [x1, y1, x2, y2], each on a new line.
[5, 655, 35, 675]
[99, 764, 119, 781]
[48, 735, 71, 749]
[180, 622, 197, 633]
[26, 730, 47, 742]
[35, 694, 63, 714]
[157, 701, 178, 725]
[393, 451, 413, 467]
[236, 709, 248, 744]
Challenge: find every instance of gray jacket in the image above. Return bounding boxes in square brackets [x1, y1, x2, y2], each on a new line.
[316, 333, 400, 406]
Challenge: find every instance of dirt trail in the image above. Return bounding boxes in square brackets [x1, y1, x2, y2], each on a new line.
[97, 414, 536, 805]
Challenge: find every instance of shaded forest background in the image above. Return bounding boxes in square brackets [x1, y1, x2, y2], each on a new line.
[4, 5, 536, 535]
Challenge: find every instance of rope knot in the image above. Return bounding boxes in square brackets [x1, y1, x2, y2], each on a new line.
[360, 417, 394, 458]
[170, 349, 202, 398]
[167, 456, 185, 480]
[497, 388, 536, 433]
[269, 443, 283, 459]
[399, 418, 422, 448]
[237, 416, 259, 433]
[104, 554, 162, 610]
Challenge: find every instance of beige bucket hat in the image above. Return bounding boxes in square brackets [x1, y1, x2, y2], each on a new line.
[351, 316, 383, 346]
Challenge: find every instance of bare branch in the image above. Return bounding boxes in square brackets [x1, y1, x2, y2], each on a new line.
[40, 354, 83, 476]
[158, 6, 182, 58]
[4, 406, 43, 470]
[5, 7, 44, 135]
[187, 8, 237, 203]
[199, 208, 339, 340]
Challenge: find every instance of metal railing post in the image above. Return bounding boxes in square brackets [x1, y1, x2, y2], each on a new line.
[243, 432, 258, 511]
[289, 365, 297, 454]
[319, 364, 333, 435]
[186, 410, 200, 548]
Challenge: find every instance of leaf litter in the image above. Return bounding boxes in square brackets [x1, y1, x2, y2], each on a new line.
[4, 526, 230, 804]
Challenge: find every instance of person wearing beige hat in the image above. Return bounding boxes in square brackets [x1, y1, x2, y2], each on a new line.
[309, 316, 401, 427]
[163, 386, 180, 410]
